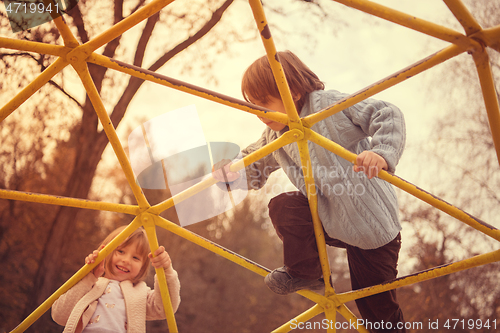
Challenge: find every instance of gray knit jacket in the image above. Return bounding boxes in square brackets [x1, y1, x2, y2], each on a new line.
[237, 89, 406, 249]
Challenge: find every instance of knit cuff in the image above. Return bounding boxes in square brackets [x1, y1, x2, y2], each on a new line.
[370, 144, 398, 174]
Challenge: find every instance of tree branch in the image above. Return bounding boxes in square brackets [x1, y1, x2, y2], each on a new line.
[90, 0, 124, 93]
[48, 80, 83, 108]
[98, 0, 124, 59]
[150, 0, 234, 73]
[108, 0, 235, 130]
[68, 2, 88, 44]
[134, 12, 160, 67]
[130, 0, 146, 16]
[0, 52, 37, 62]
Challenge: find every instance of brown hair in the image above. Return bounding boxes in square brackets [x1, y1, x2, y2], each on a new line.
[100, 226, 151, 284]
[241, 50, 324, 113]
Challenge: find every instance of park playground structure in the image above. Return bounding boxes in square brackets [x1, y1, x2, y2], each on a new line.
[1, 0, 500, 332]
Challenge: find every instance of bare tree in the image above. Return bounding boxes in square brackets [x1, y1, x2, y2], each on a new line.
[397, 0, 500, 327]
[19, 2, 241, 329]
[0, 0, 242, 330]
[1, 0, 349, 330]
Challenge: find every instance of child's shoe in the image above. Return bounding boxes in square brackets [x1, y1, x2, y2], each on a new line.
[264, 266, 325, 295]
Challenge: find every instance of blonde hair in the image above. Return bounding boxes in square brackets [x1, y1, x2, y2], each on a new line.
[241, 50, 324, 113]
[99, 226, 151, 284]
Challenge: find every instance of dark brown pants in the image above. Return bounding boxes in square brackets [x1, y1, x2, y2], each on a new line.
[268, 192, 406, 333]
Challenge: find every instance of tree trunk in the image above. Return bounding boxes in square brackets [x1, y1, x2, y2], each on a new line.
[25, 109, 109, 331]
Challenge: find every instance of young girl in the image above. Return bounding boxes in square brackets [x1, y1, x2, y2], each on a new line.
[52, 226, 181, 333]
[213, 51, 406, 332]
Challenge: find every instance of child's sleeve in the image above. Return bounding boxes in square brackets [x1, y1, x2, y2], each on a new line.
[146, 266, 181, 319]
[51, 273, 97, 325]
[342, 98, 406, 173]
[240, 132, 281, 190]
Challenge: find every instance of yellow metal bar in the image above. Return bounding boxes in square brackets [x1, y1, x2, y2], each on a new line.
[48, 2, 80, 48]
[0, 57, 68, 123]
[0, 188, 140, 215]
[296, 139, 335, 296]
[272, 300, 369, 333]
[296, 289, 331, 307]
[332, 0, 475, 50]
[472, 48, 500, 167]
[336, 304, 369, 333]
[272, 304, 325, 333]
[154, 216, 331, 309]
[156, 213, 335, 305]
[11, 217, 143, 333]
[143, 214, 178, 333]
[304, 44, 464, 126]
[336, 248, 500, 304]
[324, 302, 337, 333]
[306, 128, 500, 242]
[148, 175, 217, 214]
[229, 128, 303, 173]
[148, 129, 301, 215]
[303, 44, 466, 126]
[71, 61, 150, 210]
[0, 37, 70, 57]
[248, 0, 302, 130]
[87, 53, 288, 125]
[155, 213, 327, 312]
[443, 0, 482, 36]
[81, 0, 175, 54]
[473, 25, 500, 53]
[155, 215, 270, 276]
[380, 171, 500, 241]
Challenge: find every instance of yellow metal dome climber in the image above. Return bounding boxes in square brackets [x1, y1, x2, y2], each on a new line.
[1, 0, 500, 332]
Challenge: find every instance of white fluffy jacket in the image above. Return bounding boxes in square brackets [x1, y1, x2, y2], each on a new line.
[51, 267, 181, 333]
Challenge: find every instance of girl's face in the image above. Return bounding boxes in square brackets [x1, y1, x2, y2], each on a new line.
[104, 242, 144, 282]
[252, 96, 288, 132]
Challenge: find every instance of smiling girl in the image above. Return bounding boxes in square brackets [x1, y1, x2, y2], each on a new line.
[52, 226, 180, 333]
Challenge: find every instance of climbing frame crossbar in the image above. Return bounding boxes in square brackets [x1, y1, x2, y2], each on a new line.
[1, 0, 500, 332]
